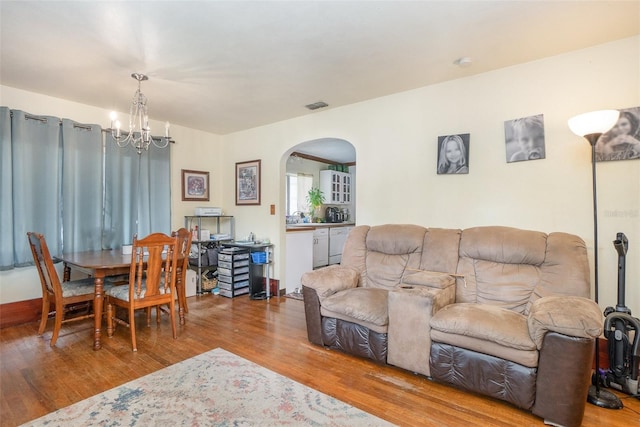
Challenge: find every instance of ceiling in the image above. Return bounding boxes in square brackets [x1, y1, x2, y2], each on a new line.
[2, 1, 639, 163]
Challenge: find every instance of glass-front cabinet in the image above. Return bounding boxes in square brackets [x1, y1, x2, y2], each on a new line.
[320, 170, 351, 204]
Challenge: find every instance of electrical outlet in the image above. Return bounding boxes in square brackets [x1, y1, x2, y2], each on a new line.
[270, 204, 275, 215]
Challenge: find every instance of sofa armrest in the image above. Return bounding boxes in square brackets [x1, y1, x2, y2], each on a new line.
[300, 265, 359, 301]
[402, 270, 456, 289]
[527, 295, 602, 349]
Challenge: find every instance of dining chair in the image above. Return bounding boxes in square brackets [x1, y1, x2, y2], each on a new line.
[105, 232, 179, 351]
[27, 232, 99, 346]
[173, 227, 192, 324]
[152, 227, 192, 325]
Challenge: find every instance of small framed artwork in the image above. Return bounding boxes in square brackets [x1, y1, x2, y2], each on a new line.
[505, 114, 545, 163]
[437, 133, 470, 174]
[236, 159, 261, 205]
[181, 169, 210, 201]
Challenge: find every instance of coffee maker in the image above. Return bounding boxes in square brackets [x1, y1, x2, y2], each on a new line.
[325, 207, 343, 223]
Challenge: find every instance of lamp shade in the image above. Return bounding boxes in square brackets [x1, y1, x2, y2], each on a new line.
[568, 110, 620, 137]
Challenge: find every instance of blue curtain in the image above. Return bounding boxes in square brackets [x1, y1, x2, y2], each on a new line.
[103, 138, 138, 247]
[0, 107, 14, 269]
[139, 137, 171, 237]
[61, 119, 103, 252]
[103, 135, 171, 247]
[6, 110, 62, 267]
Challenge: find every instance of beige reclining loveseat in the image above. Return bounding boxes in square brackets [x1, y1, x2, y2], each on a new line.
[301, 224, 602, 427]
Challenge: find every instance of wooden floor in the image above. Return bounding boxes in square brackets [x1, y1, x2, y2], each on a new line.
[1, 294, 638, 427]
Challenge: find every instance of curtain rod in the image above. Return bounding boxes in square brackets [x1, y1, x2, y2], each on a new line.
[10, 110, 175, 143]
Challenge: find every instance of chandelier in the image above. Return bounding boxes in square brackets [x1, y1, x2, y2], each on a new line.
[109, 73, 170, 154]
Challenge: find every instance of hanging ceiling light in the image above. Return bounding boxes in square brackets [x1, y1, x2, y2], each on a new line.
[109, 73, 170, 154]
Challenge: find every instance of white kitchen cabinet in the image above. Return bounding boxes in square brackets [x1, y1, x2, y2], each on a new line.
[320, 170, 352, 204]
[313, 228, 329, 268]
[329, 226, 353, 265]
[285, 230, 313, 294]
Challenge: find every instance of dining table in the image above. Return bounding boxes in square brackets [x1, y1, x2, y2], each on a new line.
[57, 249, 187, 350]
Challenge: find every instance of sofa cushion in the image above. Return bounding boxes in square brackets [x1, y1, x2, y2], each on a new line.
[456, 226, 546, 313]
[430, 303, 538, 367]
[341, 225, 426, 291]
[454, 227, 591, 317]
[321, 287, 389, 330]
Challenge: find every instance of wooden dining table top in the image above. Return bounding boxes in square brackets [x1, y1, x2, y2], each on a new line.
[57, 249, 132, 270]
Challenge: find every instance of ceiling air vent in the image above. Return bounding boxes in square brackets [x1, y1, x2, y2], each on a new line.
[305, 101, 329, 111]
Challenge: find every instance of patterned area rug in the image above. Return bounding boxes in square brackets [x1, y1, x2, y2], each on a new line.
[22, 348, 394, 426]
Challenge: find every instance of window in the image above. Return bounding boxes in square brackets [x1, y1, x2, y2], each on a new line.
[286, 173, 313, 216]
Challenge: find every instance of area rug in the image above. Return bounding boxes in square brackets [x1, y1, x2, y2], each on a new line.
[22, 348, 394, 426]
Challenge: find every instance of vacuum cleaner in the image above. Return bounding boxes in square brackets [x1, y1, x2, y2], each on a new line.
[600, 232, 640, 397]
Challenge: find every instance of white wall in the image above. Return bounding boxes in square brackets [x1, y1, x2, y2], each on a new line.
[2, 36, 638, 315]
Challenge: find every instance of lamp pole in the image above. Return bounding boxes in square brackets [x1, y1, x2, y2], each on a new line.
[583, 133, 623, 409]
[568, 109, 622, 409]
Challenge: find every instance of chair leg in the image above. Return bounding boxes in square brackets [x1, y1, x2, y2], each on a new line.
[169, 300, 177, 339]
[178, 281, 189, 314]
[50, 300, 64, 346]
[38, 294, 50, 336]
[178, 303, 185, 326]
[106, 301, 114, 337]
[129, 306, 137, 352]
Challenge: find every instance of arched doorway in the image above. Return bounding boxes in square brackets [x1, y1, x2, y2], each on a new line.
[280, 138, 356, 295]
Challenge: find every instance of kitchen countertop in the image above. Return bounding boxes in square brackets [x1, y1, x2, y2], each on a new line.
[286, 222, 355, 231]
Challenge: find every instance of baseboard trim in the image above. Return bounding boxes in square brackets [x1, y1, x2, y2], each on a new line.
[0, 298, 42, 329]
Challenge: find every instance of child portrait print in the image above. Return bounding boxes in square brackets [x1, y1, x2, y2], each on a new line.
[437, 133, 470, 174]
[504, 114, 545, 163]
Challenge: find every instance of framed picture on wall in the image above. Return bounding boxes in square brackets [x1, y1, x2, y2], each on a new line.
[437, 133, 470, 174]
[595, 106, 640, 162]
[504, 114, 546, 163]
[181, 169, 210, 201]
[236, 159, 261, 205]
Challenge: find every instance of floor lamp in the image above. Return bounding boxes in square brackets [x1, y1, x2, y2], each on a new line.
[568, 109, 623, 409]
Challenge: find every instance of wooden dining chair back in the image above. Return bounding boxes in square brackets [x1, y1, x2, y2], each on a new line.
[105, 232, 179, 351]
[27, 232, 97, 346]
[173, 227, 192, 324]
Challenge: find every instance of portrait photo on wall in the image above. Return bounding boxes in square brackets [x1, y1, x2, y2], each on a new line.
[595, 106, 640, 162]
[504, 114, 546, 163]
[437, 133, 470, 174]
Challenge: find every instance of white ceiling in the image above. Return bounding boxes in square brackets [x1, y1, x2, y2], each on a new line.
[2, 1, 639, 163]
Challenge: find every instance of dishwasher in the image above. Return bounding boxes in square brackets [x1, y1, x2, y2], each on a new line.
[329, 227, 352, 265]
